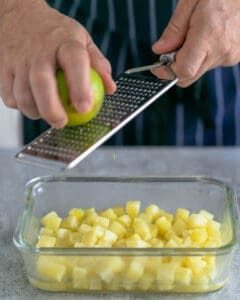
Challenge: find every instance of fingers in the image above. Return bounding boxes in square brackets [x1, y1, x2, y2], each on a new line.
[0, 70, 17, 109]
[152, 0, 198, 54]
[152, 26, 208, 87]
[88, 41, 116, 95]
[13, 63, 40, 119]
[30, 55, 68, 128]
[57, 40, 92, 113]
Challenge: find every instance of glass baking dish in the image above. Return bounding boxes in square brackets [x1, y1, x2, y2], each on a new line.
[13, 176, 239, 294]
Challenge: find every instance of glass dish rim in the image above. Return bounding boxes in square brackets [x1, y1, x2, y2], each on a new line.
[13, 175, 239, 256]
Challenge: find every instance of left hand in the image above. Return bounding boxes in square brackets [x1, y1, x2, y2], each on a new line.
[152, 0, 240, 87]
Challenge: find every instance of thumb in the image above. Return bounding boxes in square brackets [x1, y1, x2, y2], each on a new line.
[152, 0, 198, 54]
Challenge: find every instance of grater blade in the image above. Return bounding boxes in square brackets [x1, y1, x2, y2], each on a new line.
[16, 70, 177, 170]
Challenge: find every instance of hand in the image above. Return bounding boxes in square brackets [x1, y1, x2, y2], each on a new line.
[152, 0, 240, 87]
[0, 0, 116, 128]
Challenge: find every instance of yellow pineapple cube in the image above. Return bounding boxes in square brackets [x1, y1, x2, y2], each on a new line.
[145, 257, 162, 273]
[81, 230, 98, 246]
[78, 223, 92, 234]
[206, 220, 221, 236]
[97, 257, 125, 283]
[133, 218, 152, 241]
[41, 211, 62, 231]
[72, 267, 88, 289]
[89, 276, 102, 290]
[204, 256, 216, 268]
[112, 206, 125, 217]
[92, 225, 105, 239]
[100, 208, 117, 220]
[165, 239, 179, 248]
[74, 241, 86, 247]
[126, 239, 150, 248]
[93, 216, 109, 228]
[138, 272, 155, 291]
[191, 272, 209, 287]
[36, 235, 56, 248]
[190, 228, 208, 244]
[150, 238, 164, 248]
[183, 257, 207, 274]
[126, 258, 145, 282]
[69, 208, 85, 222]
[118, 215, 132, 228]
[126, 200, 141, 218]
[84, 208, 96, 216]
[158, 209, 174, 222]
[109, 221, 127, 238]
[199, 209, 214, 220]
[174, 266, 192, 285]
[187, 214, 207, 229]
[61, 215, 79, 231]
[175, 208, 190, 221]
[71, 232, 82, 243]
[37, 256, 66, 282]
[39, 227, 54, 236]
[84, 212, 98, 225]
[101, 229, 118, 244]
[56, 228, 73, 247]
[145, 204, 161, 222]
[156, 263, 176, 283]
[114, 238, 126, 247]
[156, 216, 171, 235]
[138, 212, 153, 223]
[172, 218, 187, 236]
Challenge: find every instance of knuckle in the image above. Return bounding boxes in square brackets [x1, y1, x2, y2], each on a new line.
[4, 97, 17, 109]
[178, 64, 197, 80]
[59, 40, 86, 62]
[30, 69, 48, 86]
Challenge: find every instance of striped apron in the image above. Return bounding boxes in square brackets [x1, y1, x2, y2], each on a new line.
[23, 0, 240, 146]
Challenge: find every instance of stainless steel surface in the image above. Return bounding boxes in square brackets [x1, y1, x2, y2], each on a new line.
[1, 147, 240, 299]
[16, 75, 177, 171]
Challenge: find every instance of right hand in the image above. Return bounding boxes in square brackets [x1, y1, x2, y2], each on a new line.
[0, 0, 116, 128]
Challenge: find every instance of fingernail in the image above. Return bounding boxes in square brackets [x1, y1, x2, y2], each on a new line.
[52, 119, 66, 128]
[77, 101, 92, 113]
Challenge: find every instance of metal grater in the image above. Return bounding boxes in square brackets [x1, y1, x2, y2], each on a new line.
[16, 52, 178, 170]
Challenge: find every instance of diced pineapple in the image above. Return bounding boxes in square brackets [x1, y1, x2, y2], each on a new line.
[190, 228, 208, 244]
[191, 272, 209, 286]
[37, 256, 66, 282]
[72, 267, 88, 289]
[175, 208, 190, 221]
[172, 218, 187, 236]
[61, 216, 79, 231]
[112, 206, 125, 217]
[158, 209, 174, 223]
[88, 276, 102, 290]
[36, 235, 56, 248]
[118, 215, 132, 228]
[69, 208, 85, 222]
[145, 257, 163, 273]
[150, 224, 158, 238]
[84, 208, 96, 216]
[39, 227, 54, 236]
[164, 231, 183, 245]
[114, 238, 126, 247]
[56, 228, 73, 247]
[206, 220, 221, 236]
[165, 239, 179, 248]
[126, 258, 145, 282]
[138, 212, 153, 223]
[97, 257, 125, 283]
[81, 230, 98, 246]
[93, 216, 109, 228]
[78, 223, 92, 234]
[126, 239, 150, 248]
[199, 210, 214, 220]
[126, 200, 141, 218]
[109, 221, 127, 238]
[156, 216, 171, 235]
[71, 232, 82, 243]
[133, 218, 152, 241]
[84, 212, 98, 225]
[145, 204, 161, 222]
[100, 208, 117, 220]
[187, 214, 207, 229]
[41, 211, 62, 231]
[174, 266, 192, 285]
[138, 273, 155, 291]
[92, 225, 105, 239]
[183, 257, 207, 274]
[156, 263, 176, 283]
[150, 238, 164, 248]
[100, 229, 117, 245]
[74, 241, 86, 248]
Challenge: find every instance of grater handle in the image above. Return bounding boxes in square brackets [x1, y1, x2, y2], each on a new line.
[125, 51, 177, 81]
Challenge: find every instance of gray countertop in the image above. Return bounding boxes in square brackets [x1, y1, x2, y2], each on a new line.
[0, 147, 240, 300]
